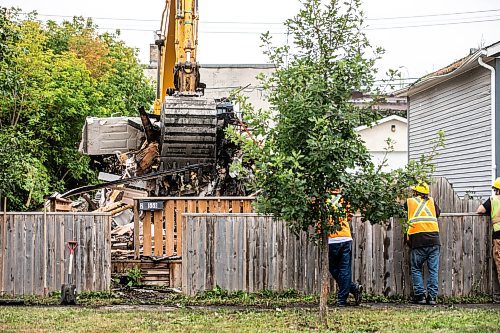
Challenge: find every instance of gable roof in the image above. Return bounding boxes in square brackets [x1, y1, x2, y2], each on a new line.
[396, 40, 500, 97]
[355, 115, 407, 132]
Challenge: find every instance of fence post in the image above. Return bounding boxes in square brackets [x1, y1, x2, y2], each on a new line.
[134, 200, 140, 259]
[0, 198, 6, 293]
[43, 209, 48, 296]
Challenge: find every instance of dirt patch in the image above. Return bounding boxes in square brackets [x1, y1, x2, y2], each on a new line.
[361, 302, 500, 310]
[98, 302, 500, 312]
[99, 304, 180, 311]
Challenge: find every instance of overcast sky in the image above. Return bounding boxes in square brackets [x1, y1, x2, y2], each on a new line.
[4, 0, 500, 86]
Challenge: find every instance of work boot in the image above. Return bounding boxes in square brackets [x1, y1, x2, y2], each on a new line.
[353, 284, 363, 306]
[426, 295, 437, 305]
[412, 294, 426, 304]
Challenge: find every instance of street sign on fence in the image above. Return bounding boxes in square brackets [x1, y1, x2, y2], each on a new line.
[139, 200, 164, 211]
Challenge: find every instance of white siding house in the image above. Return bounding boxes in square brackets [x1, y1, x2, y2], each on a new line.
[398, 42, 500, 199]
[356, 115, 408, 171]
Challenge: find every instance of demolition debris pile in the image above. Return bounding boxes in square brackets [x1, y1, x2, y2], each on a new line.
[47, 103, 251, 259]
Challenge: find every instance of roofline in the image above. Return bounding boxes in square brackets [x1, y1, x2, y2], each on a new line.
[355, 115, 407, 132]
[395, 41, 500, 97]
[395, 52, 484, 97]
[486, 40, 500, 57]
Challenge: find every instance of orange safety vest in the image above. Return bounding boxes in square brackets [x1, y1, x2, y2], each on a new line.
[327, 194, 352, 239]
[490, 195, 500, 233]
[407, 196, 439, 235]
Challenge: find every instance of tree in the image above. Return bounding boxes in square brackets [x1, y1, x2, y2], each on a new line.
[44, 17, 155, 117]
[227, 0, 444, 326]
[0, 8, 155, 210]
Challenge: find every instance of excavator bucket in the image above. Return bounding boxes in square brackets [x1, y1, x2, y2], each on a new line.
[160, 96, 218, 170]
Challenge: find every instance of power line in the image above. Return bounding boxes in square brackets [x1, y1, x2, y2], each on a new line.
[24, 13, 158, 22]
[24, 12, 284, 24]
[25, 8, 500, 25]
[89, 26, 282, 33]
[366, 8, 500, 21]
[96, 27, 287, 34]
[204, 77, 419, 88]
[95, 15, 500, 33]
[18, 8, 500, 35]
[366, 16, 500, 30]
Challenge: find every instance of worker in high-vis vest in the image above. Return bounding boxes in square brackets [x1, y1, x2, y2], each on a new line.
[476, 177, 500, 302]
[327, 192, 363, 307]
[405, 182, 441, 305]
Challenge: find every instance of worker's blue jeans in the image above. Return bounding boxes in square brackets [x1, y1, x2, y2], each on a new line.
[328, 240, 358, 305]
[410, 245, 440, 298]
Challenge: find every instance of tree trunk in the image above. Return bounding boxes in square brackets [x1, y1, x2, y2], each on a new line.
[25, 188, 32, 208]
[319, 231, 330, 327]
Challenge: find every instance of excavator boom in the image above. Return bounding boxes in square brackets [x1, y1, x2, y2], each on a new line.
[155, 0, 202, 113]
[154, 0, 217, 169]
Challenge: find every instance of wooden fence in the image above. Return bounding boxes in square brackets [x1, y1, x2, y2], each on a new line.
[0, 212, 111, 296]
[182, 213, 499, 297]
[134, 197, 253, 259]
[181, 178, 500, 296]
[352, 213, 498, 298]
[182, 214, 321, 295]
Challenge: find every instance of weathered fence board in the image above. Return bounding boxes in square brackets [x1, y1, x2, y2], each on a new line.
[182, 212, 500, 297]
[0, 212, 111, 296]
[134, 197, 254, 258]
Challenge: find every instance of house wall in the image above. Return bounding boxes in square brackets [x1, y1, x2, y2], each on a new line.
[408, 65, 492, 199]
[201, 65, 274, 111]
[144, 64, 275, 111]
[357, 119, 408, 171]
[370, 151, 408, 171]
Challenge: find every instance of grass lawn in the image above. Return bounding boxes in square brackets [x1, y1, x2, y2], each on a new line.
[0, 305, 499, 333]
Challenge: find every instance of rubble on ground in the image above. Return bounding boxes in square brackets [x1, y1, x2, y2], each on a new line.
[111, 222, 134, 260]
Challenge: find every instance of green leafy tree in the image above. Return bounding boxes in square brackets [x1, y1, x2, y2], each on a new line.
[0, 8, 155, 210]
[45, 17, 155, 117]
[227, 0, 444, 325]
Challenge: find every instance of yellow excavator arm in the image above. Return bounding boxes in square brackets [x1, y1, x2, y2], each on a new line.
[154, 0, 201, 115]
[150, 0, 217, 171]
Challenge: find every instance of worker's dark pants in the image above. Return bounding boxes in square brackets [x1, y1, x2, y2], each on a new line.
[410, 245, 440, 298]
[328, 240, 358, 305]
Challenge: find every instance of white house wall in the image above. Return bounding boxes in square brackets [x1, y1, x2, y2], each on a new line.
[370, 151, 408, 171]
[358, 119, 407, 152]
[201, 65, 274, 111]
[409, 66, 492, 199]
[357, 118, 408, 171]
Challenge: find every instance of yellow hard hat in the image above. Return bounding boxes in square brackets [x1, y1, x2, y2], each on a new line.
[493, 177, 500, 190]
[412, 183, 429, 195]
